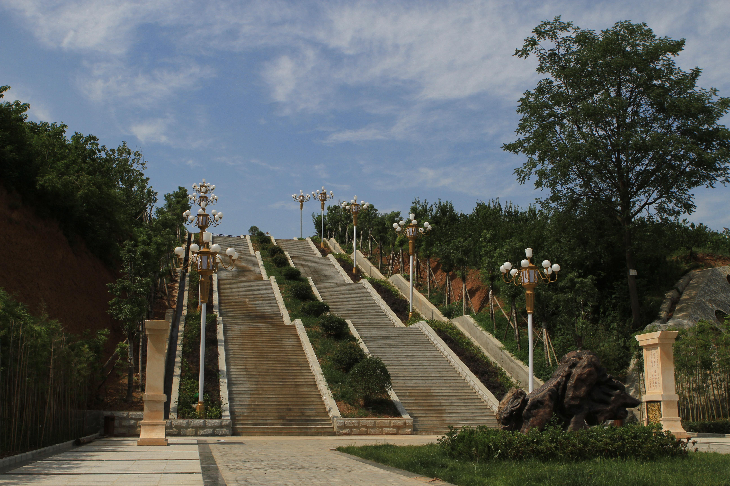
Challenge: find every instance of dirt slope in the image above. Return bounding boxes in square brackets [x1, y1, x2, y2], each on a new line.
[0, 187, 122, 350]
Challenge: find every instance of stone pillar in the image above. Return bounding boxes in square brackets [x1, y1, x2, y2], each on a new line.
[138, 320, 169, 446]
[635, 330, 688, 438]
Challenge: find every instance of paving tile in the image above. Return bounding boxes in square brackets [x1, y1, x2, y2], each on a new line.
[208, 436, 448, 485]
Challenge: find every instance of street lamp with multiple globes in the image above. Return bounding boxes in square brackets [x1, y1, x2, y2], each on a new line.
[312, 186, 334, 249]
[292, 190, 311, 239]
[175, 179, 239, 413]
[341, 196, 370, 273]
[500, 248, 560, 393]
[393, 214, 431, 319]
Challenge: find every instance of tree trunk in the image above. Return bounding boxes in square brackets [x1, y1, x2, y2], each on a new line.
[462, 272, 466, 316]
[427, 257, 431, 299]
[622, 221, 642, 327]
[138, 321, 143, 391]
[489, 288, 496, 332]
[126, 336, 135, 402]
[445, 274, 450, 306]
[511, 296, 520, 351]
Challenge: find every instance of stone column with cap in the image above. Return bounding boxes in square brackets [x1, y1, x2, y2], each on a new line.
[635, 330, 688, 439]
[138, 320, 169, 446]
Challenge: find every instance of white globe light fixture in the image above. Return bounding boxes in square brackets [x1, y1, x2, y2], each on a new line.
[178, 179, 239, 414]
[312, 186, 334, 248]
[500, 248, 560, 393]
[342, 196, 371, 274]
[394, 213, 432, 319]
[292, 190, 311, 239]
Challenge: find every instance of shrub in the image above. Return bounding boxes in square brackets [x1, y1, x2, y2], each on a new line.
[319, 314, 348, 337]
[289, 281, 315, 301]
[349, 357, 392, 402]
[282, 267, 301, 280]
[272, 253, 289, 267]
[437, 422, 690, 462]
[683, 419, 730, 434]
[332, 342, 367, 372]
[301, 301, 329, 317]
[268, 245, 285, 257]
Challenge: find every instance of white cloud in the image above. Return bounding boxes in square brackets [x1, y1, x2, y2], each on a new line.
[1, 0, 170, 55]
[79, 60, 213, 106]
[129, 117, 171, 144]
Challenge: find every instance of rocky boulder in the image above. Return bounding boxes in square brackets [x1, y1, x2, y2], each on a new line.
[497, 350, 641, 432]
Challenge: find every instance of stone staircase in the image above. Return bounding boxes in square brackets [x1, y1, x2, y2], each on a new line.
[214, 236, 334, 436]
[277, 239, 497, 434]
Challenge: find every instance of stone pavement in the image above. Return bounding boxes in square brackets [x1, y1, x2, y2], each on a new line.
[692, 435, 730, 454]
[2, 435, 729, 485]
[0, 438, 202, 485]
[204, 435, 449, 485]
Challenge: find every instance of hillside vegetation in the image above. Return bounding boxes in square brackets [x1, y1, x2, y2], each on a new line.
[0, 86, 188, 454]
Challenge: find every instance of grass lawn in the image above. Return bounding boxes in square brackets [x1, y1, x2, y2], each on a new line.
[338, 443, 730, 486]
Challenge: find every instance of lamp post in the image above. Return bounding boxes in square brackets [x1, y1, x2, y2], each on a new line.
[341, 196, 370, 274]
[500, 248, 560, 393]
[393, 214, 431, 319]
[292, 190, 311, 239]
[175, 179, 238, 413]
[312, 186, 334, 249]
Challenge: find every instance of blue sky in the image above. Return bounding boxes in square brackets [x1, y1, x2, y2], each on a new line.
[2, 0, 729, 238]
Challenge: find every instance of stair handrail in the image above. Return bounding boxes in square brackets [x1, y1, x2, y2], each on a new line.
[414, 321, 500, 412]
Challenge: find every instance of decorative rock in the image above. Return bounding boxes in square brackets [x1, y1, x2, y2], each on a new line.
[497, 350, 640, 432]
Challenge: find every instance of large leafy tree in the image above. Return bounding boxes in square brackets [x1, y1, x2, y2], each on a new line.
[503, 18, 730, 327]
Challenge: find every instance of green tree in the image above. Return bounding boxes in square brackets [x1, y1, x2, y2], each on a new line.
[503, 18, 730, 328]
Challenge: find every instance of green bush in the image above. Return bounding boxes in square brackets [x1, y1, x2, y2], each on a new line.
[272, 253, 289, 267]
[332, 341, 367, 372]
[282, 267, 302, 280]
[268, 245, 285, 257]
[301, 301, 329, 317]
[683, 419, 730, 434]
[319, 314, 348, 337]
[349, 356, 392, 401]
[289, 281, 315, 301]
[438, 422, 690, 462]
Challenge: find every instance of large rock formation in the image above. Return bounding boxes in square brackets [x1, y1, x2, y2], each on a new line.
[497, 350, 640, 432]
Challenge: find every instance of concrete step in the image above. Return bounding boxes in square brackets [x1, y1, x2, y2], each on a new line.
[218, 275, 334, 436]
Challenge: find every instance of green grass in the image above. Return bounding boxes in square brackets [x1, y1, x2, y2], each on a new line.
[337, 443, 730, 486]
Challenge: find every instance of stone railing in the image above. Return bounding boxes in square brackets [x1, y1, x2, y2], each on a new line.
[452, 315, 542, 389]
[355, 250, 385, 279]
[414, 321, 500, 412]
[389, 274, 447, 322]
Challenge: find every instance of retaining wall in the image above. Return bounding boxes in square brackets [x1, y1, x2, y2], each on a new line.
[452, 315, 542, 389]
[85, 411, 232, 437]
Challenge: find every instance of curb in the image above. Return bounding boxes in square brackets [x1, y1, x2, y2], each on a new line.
[0, 432, 100, 472]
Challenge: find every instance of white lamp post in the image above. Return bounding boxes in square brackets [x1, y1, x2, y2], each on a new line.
[341, 196, 370, 274]
[312, 186, 334, 249]
[292, 190, 311, 239]
[175, 179, 238, 413]
[393, 214, 431, 319]
[500, 248, 560, 393]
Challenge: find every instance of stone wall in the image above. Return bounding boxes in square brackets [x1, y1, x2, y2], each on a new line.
[334, 418, 412, 435]
[87, 411, 232, 437]
[166, 419, 232, 437]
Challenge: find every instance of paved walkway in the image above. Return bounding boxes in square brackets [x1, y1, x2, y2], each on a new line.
[205, 436, 448, 485]
[1, 435, 728, 485]
[0, 438, 201, 485]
